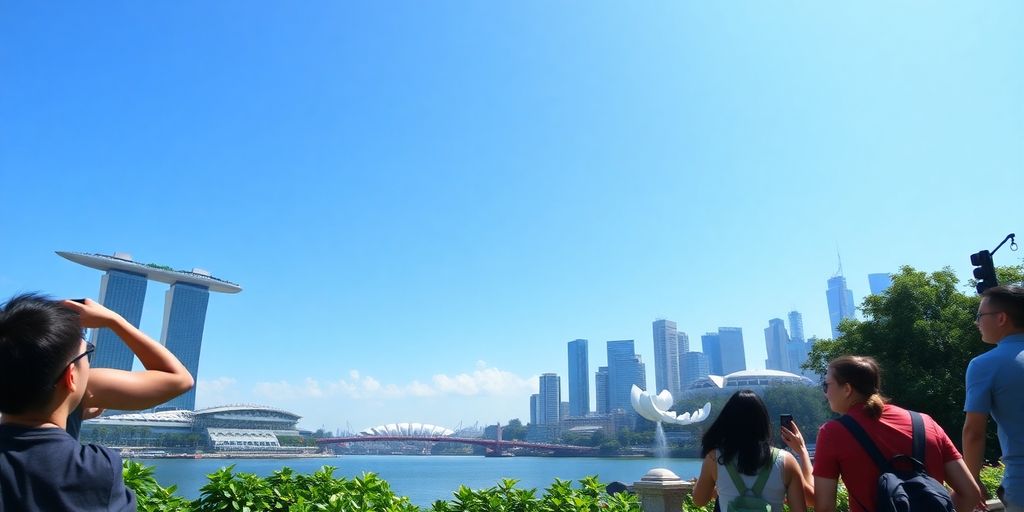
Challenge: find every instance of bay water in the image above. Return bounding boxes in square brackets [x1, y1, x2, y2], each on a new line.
[145, 455, 703, 507]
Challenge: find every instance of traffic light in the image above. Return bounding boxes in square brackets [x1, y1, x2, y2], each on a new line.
[971, 250, 998, 294]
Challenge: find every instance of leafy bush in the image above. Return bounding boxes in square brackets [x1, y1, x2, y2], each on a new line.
[123, 461, 641, 512]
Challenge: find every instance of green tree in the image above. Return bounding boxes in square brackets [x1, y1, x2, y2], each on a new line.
[806, 264, 1024, 460]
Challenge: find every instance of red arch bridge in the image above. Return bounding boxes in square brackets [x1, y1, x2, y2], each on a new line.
[315, 436, 599, 456]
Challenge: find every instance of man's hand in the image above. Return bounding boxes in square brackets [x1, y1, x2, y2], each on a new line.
[60, 298, 121, 329]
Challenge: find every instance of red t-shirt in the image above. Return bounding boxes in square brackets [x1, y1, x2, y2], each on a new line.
[813, 403, 961, 512]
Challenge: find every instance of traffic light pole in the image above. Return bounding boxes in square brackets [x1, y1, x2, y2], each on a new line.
[971, 233, 1017, 294]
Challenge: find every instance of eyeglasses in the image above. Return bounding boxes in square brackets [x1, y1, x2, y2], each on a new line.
[975, 311, 1002, 322]
[821, 381, 831, 393]
[53, 342, 95, 384]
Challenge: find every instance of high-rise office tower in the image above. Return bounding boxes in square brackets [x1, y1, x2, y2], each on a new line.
[606, 340, 646, 414]
[675, 331, 691, 389]
[680, 351, 710, 389]
[719, 327, 747, 374]
[595, 367, 609, 414]
[787, 311, 805, 343]
[764, 318, 790, 371]
[701, 332, 723, 375]
[537, 373, 561, 425]
[826, 274, 856, 339]
[567, 339, 590, 418]
[529, 394, 539, 425]
[652, 320, 681, 397]
[868, 273, 893, 295]
[58, 251, 241, 411]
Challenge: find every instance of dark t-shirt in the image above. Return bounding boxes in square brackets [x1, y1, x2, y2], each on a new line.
[0, 424, 136, 511]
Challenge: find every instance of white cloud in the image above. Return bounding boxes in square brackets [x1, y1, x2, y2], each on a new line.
[195, 376, 239, 408]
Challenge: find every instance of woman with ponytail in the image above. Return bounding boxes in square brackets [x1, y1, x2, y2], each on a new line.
[811, 356, 980, 512]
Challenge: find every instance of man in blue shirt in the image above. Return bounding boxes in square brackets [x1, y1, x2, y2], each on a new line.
[964, 285, 1024, 512]
[0, 294, 194, 511]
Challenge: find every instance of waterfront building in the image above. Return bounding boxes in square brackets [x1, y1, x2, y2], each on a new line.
[595, 367, 609, 414]
[701, 332, 723, 375]
[567, 339, 589, 417]
[537, 373, 561, 425]
[764, 318, 790, 371]
[719, 327, 746, 375]
[868, 273, 893, 295]
[826, 274, 856, 338]
[682, 369, 815, 399]
[652, 319, 681, 397]
[57, 251, 241, 411]
[680, 351, 710, 389]
[606, 340, 646, 415]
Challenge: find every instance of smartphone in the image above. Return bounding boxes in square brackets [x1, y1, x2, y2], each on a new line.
[780, 414, 794, 431]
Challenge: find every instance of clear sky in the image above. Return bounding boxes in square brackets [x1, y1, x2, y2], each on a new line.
[2, 2, 1021, 433]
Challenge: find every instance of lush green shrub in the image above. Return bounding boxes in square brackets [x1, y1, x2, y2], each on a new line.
[123, 461, 641, 512]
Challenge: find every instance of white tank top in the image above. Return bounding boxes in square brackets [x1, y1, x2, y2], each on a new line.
[714, 448, 787, 512]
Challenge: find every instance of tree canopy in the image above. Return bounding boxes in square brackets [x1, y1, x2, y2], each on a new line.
[805, 264, 1023, 460]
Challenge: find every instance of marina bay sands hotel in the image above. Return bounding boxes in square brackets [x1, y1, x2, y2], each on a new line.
[57, 251, 241, 411]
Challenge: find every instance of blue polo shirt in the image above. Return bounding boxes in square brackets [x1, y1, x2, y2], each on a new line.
[965, 333, 1024, 505]
[0, 424, 136, 511]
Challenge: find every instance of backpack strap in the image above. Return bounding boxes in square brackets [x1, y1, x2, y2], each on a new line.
[910, 411, 926, 466]
[751, 448, 780, 496]
[723, 448, 779, 497]
[837, 415, 892, 472]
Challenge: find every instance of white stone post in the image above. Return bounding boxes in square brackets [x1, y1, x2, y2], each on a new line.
[632, 468, 693, 512]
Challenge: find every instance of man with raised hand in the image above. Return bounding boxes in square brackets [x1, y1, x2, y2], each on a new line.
[0, 294, 193, 511]
[964, 285, 1024, 511]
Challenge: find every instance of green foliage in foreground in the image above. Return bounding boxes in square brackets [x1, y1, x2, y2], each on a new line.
[122, 460, 641, 512]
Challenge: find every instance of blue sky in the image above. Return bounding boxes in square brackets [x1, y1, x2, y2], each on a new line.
[2, 2, 1021, 433]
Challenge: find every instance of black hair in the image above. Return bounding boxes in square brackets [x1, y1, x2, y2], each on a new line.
[829, 355, 888, 420]
[0, 293, 83, 414]
[700, 390, 772, 475]
[982, 285, 1024, 329]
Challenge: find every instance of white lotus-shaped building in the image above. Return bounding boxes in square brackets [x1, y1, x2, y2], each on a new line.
[630, 385, 711, 425]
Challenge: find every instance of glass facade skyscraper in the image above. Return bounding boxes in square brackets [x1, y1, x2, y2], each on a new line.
[652, 319, 681, 397]
[719, 327, 746, 375]
[566, 339, 589, 418]
[680, 351, 709, 389]
[606, 340, 646, 415]
[826, 275, 856, 338]
[868, 273, 893, 295]
[160, 282, 211, 411]
[701, 332, 723, 375]
[92, 269, 149, 371]
[595, 367, 609, 414]
[763, 318, 790, 371]
[537, 373, 561, 425]
[787, 311, 804, 343]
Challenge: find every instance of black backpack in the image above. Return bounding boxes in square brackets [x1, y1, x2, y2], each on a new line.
[838, 411, 955, 512]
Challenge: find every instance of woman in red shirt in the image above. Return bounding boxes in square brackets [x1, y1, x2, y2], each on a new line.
[783, 355, 980, 512]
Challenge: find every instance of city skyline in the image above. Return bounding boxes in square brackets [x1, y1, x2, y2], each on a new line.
[3, 2, 1021, 432]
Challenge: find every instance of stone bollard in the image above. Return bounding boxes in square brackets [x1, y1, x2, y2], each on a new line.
[632, 468, 694, 512]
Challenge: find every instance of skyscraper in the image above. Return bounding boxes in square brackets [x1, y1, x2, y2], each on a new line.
[58, 251, 241, 411]
[595, 367, 609, 414]
[764, 318, 790, 371]
[529, 394, 539, 425]
[606, 340, 646, 414]
[868, 273, 893, 295]
[652, 319, 681, 397]
[701, 332, 723, 375]
[680, 351, 710, 389]
[787, 311, 805, 343]
[719, 327, 746, 375]
[826, 274, 856, 339]
[567, 339, 590, 418]
[537, 373, 561, 425]
[92, 267, 149, 371]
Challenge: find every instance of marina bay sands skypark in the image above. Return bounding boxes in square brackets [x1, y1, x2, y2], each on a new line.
[57, 251, 241, 411]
